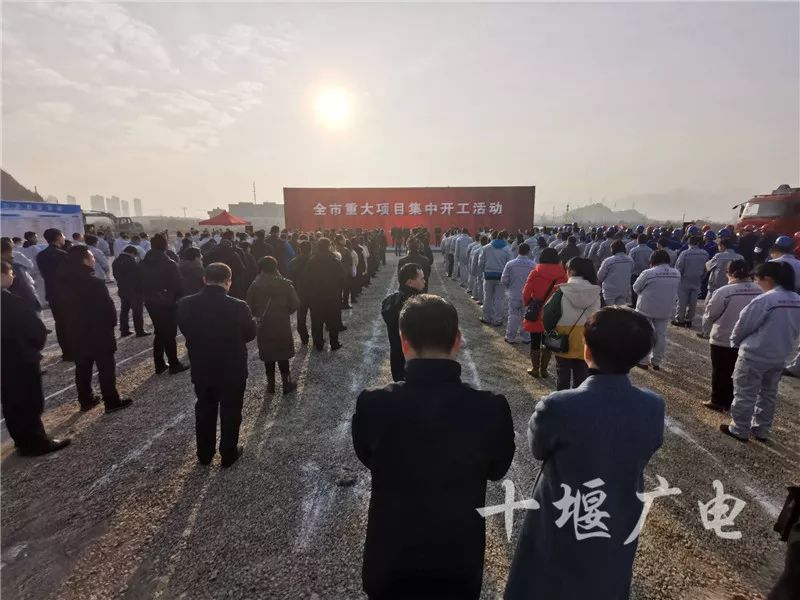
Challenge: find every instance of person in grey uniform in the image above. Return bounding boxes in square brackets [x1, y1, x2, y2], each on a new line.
[597, 240, 634, 306]
[479, 231, 514, 326]
[465, 233, 482, 295]
[769, 235, 800, 291]
[673, 235, 709, 327]
[501, 243, 536, 344]
[706, 237, 744, 298]
[700, 260, 762, 411]
[722, 262, 800, 442]
[632, 250, 681, 370]
[455, 229, 473, 286]
[470, 235, 489, 304]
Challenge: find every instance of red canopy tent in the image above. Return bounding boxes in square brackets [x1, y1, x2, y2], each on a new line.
[198, 210, 251, 226]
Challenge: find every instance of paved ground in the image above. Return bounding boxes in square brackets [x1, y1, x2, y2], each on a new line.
[2, 253, 798, 600]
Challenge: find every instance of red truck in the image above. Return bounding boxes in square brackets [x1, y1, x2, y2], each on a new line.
[734, 184, 800, 235]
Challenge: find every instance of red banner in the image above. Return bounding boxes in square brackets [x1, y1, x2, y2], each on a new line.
[283, 187, 535, 234]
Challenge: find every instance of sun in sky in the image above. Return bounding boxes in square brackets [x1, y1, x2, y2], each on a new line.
[314, 87, 352, 130]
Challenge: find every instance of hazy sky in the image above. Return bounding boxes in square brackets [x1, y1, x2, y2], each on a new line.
[2, 1, 798, 221]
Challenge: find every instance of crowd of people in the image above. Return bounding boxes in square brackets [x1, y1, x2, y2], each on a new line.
[1, 218, 799, 599]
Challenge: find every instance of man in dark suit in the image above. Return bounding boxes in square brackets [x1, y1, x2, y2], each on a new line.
[59, 246, 132, 412]
[178, 263, 257, 467]
[288, 240, 313, 344]
[300, 238, 345, 351]
[112, 246, 149, 337]
[381, 262, 425, 381]
[352, 294, 515, 599]
[397, 239, 432, 293]
[203, 235, 246, 299]
[1, 261, 71, 455]
[36, 228, 71, 360]
[141, 233, 188, 374]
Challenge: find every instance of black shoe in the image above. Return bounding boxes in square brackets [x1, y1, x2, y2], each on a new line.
[330, 342, 343, 351]
[120, 331, 133, 337]
[702, 400, 728, 413]
[670, 320, 683, 327]
[135, 331, 151, 338]
[18, 438, 71, 457]
[650, 363, 661, 371]
[61, 355, 74, 362]
[168, 363, 189, 375]
[479, 318, 491, 325]
[300, 337, 309, 346]
[79, 395, 102, 412]
[221, 446, 244, 468]
[636, 363, 649, 370]
[155, 364, 168, 374]
[105, 398, 133, 413]
[783, 369, 798, 378]
[283, 381, 298, 395]
[695, 332, 709, 340]
[339, 325, 348, 332]
[342, 305, 352, 310]
[719, 424, 748, 443]
[198, 455, 213, 466]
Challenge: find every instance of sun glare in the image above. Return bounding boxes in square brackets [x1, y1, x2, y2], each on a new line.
[314, 87, 352, 130]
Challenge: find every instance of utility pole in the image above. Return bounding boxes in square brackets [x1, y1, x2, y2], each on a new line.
[181, 207, 187, 218]
[253, 181, 257, 204]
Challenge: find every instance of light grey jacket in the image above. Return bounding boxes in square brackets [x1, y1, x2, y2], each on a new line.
[501, 255, 536, 302]
[479, 239, 513, 278]
[731, 287, 800, 366]
[630, 244, 654, 276]
[702, 281, 762, 347]
[455, 234, 473, 264]
[675, 246, 709, 289]
[633, 264, 681, 319]
[597, 253, 634, 302]
[706, 249, 744, 294]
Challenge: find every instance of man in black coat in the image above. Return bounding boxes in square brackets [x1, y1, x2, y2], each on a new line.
[36, 228, 71, 360]
[300, 238, 345, 351]
[251, 230, 270, 262]
[289, 240, 313, 345]
[397, 239, 432, 294]
[112, 246, 150, 337]
[203, 237, 246, 299]
[177, 263, 257, 468]
[1, 261, 71, 455]
[264, 225, 290, 276]
[58, 246, 131, 412]
[141, 233, 188, 374]
[381, 262, 425, 381]
[353, 294, 515, 599]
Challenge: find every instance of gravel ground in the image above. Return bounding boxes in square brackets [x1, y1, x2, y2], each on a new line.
[2, 253, 798, 600]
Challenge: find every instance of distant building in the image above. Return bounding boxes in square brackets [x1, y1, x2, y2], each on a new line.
[106, 195, 121, 216]
[133, 198, 143, 217]
[121, 200, 130, 217]
[66, 195, 77, 204]
[207, 207, 225, 219]
[90, 194, 106, 212]
[46, 194, 59, 204]
[227, 201, 283, 220]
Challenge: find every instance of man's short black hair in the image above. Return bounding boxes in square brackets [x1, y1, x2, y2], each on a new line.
[584, 307, 653, 373]
[205, 262, 232, 284]
[518, 243, 530, 255]
[399, 294, 459, 355]
[183, 247, 201, 261]
[611, 240, 626, 254]
[43, 228, 62, 244]
[151, 233, 168, 251]
[299, 240, 312, 254]
[123, 246, 139, 257]
[85, 234, 98, 246]
[650, 249, 671, 266]
[539, 247, 560, 265]
[399, 262, 422, 286]
[258, 255, 278, 274]
[270, 225, 280, 234]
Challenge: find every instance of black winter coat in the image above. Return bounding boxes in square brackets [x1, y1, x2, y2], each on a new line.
[35, 244, 67, 303]
[380, 284, 420, 352]
[1, 289, 47, 366]
[111, 253, 143, 299]
[178, 260, 205, 296]
[141, 250, 183, 307]
[246, 274, 299, 362]
[177, 285, 257, 386]
[352, 359, 515, 599]
[59, 265, 118, 358]
[288, 254, 312, 300]
[203, 242, 246, 298]
[300, 251, 345, 310]
[397, 252, 431, 283]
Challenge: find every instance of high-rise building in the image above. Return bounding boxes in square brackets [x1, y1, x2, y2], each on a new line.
[66, 195, 76, 204]
[106, 195, 121, 216]
[121, 200, 130, 217]
[90, 194, 105, 211]
[133, 198, 143, 216]
[45, 194, 59, 203]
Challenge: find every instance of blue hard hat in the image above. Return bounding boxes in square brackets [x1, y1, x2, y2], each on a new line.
[704, 230, 716, 240]
[636, 225, 645, 233]
[775, 235, 795, 250]
[672, 228, 683, 238]
[687, 225, 700, 235]
[718, 228, 732, 238]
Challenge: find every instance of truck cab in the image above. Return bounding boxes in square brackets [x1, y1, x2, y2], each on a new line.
[735, 184, 800, 235]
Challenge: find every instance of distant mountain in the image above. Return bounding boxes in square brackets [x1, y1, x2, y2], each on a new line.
[1, 169, 44, 202]
[610, 188, 751, 223]
[538, 203, 649, 226]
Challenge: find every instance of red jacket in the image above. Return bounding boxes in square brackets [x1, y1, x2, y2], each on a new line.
[522, 263, 567, 333]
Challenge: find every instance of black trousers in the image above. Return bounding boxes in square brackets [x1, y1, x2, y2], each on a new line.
[194, 380, 246, 464]
[447, 254, 455, 277]
[390, 348, 406, 382]
[75, 353, 120, 405]
[710, 344, 738, 408]
[50, 300, 72, 359]
[297, 301, 310, 343]
[556, 357, 589, 391]
[120, 295, 145, 334]
[310, 306, 340, 350]
[1, 362, 49, 451]
[630, 274, 639, 307]
[145, 303, 179, 368]
[265, 360, 290, 379]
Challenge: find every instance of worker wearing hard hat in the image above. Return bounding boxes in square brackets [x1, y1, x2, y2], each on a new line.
[770, 236, 800, 292]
